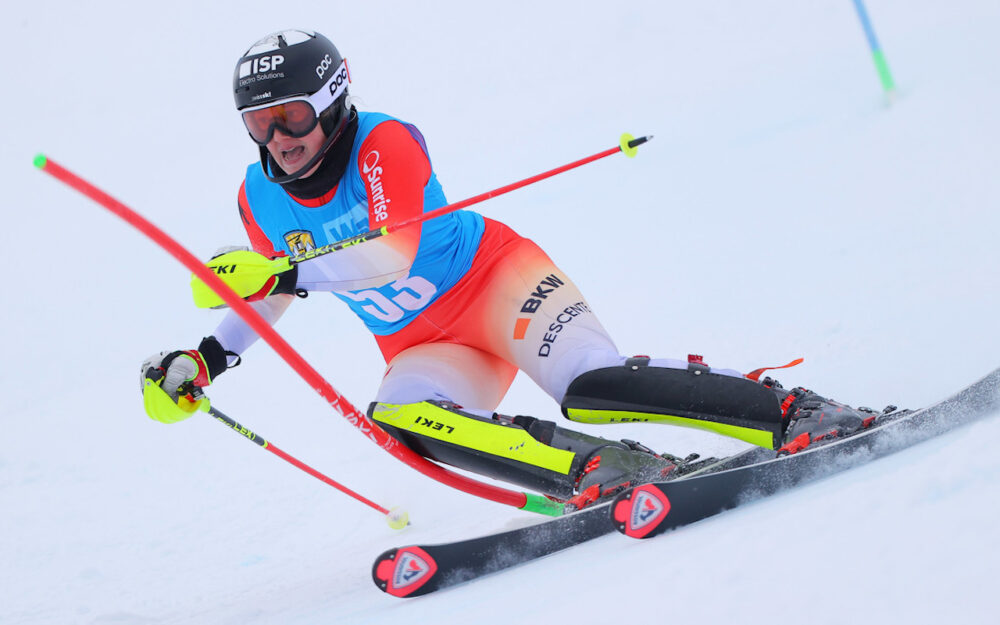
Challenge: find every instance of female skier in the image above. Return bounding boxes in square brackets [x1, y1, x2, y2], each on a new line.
[141, 30, 870, 510]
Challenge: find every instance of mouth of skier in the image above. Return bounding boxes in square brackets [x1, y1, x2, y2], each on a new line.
[281, 145, 306, 163]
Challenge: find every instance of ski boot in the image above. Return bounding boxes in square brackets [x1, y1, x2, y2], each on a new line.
[564, 441, 711, 512]
[764, 377, 876, 454]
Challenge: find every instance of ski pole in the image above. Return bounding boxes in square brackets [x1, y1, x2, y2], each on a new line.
[34, 154, 565, 517]
[286, 133, 652, 265]
[206, 404, 394, 517]
[851, 0, 896, 98]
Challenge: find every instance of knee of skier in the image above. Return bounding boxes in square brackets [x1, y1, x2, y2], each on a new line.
[542, 349, 624, 403]
[374, 369, 457, 406]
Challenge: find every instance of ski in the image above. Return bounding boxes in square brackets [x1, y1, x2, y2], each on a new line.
[612, 367, 1000, 539]
[370, 445, 773, 597]
[371, 500, 613, 597]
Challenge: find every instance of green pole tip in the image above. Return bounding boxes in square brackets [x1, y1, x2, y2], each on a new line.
[521, 493, 565, 516]
[33, 154, 47, 169]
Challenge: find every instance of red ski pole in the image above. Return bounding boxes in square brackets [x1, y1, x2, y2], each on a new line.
[287, 134, 651, 264]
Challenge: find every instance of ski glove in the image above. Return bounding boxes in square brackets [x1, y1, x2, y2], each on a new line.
[140, 336, 231, 423]
[190, 246, 299, 309]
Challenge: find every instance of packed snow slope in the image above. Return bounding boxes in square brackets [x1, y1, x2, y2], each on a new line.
[4, 1, 1000, 623]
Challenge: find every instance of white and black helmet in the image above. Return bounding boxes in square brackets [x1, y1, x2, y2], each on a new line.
[233, 29, 353, 182]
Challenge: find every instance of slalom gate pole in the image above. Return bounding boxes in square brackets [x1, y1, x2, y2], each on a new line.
[286, 134, 651, 264]
[207, 405, 391, 516]
[851, 0, 896, 98]
[35, 143, 655, 517]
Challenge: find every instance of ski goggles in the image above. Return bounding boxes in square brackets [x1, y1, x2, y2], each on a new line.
[241, 58, 350, 145]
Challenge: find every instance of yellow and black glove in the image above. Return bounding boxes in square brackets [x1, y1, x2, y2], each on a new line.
[191, 247, 299, 309]
[140, 336, 232, 423]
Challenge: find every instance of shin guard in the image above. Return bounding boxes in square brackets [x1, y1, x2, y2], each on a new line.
[561, 359, 785, 449]
[369, 401, 581, 498]
[368, 401, 674, 499]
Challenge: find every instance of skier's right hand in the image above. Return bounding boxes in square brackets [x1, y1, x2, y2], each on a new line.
[191, 247, 298, 309]
[140, 336, 231, 423]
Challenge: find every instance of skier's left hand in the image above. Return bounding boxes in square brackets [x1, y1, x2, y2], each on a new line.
[140, 336, 229, 423]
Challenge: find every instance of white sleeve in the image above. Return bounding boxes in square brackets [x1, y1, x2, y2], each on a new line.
[211, 294, 295, 359]
[293, 236, 414, 292]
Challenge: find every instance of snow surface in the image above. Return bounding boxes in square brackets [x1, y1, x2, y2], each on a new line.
[4, 1, 1000, 623]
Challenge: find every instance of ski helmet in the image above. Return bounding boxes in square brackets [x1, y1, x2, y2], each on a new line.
[233, 29, 353, 183]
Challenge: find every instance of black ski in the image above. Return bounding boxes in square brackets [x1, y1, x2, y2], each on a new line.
[371, 500, 614, 597]
[612, 367, 1000, 539]
[370, 446, 772, 597]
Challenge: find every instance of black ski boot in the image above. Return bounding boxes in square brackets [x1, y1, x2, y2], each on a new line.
[564, 441, 711, 512]
[763, 377, 872, 454]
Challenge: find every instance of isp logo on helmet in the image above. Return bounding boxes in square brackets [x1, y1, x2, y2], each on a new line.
[239, 55, 285, 78]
